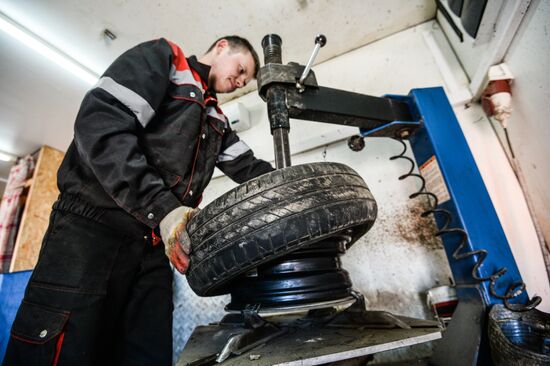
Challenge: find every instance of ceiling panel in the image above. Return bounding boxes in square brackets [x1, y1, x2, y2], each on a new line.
[0, 30, 89, 155]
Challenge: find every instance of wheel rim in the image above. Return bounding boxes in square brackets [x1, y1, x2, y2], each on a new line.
[225, 231, 359, 311]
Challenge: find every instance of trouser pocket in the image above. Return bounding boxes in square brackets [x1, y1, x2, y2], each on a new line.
[31, 210, 128, 294]
[3, 301, 69, 365]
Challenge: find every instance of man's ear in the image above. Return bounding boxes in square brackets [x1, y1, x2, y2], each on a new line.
[216, 39, 229, 54]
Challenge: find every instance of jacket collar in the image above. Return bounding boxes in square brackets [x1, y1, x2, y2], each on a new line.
[187, 56, 209, 82]
[187, 55, 218, 100]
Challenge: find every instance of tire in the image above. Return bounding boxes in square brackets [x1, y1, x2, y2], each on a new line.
[186, 162, 377, 296]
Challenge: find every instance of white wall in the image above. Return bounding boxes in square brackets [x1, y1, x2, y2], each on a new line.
[501, 0, 550, 253]
[453, 102, 550, 309]
[0, 160, 13, 206]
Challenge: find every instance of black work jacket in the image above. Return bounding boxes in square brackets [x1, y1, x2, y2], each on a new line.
[57, 38, 273, 228]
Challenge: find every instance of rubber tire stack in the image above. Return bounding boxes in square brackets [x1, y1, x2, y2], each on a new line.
[186, 162, 377, 296]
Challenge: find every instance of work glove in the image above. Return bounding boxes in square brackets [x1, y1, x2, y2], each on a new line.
[159, 206, 199, 274]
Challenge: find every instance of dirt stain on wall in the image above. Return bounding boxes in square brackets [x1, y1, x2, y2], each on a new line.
[373, 198, 443, 251]
[397, 199, 443, 250]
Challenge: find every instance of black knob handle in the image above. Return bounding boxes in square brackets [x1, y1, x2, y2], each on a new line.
[315, 34, 327, 47]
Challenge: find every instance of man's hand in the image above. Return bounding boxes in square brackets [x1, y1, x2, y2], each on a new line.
[159, 206, 199, 274]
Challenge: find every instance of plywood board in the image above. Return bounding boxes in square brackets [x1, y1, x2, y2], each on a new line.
[10, 146, 64, 272]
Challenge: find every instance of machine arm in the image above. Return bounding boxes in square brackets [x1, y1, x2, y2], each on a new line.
[258, 34, 419, 167]
[258, 63, 414, 129]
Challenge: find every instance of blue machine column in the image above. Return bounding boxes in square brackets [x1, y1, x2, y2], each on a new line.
[402, 87, 538, 365]
[408, 87, 528, 306]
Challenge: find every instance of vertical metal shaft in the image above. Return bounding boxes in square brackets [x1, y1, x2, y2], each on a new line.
[273, 129, 291, 169]
[262, 34, 292, 169]
[266, 86, 291, 169]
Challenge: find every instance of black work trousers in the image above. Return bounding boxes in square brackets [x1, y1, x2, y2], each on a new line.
[2, 194, 173, 365]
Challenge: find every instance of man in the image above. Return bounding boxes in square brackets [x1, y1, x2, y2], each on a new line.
[3, 36, 273, 365]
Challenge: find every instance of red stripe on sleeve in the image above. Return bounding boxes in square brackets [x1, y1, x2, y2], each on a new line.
[166, 40, 190, 71]
[166, 39, 208, 91]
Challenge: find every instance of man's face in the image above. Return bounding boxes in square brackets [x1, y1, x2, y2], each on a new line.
[209, 42, 255, 94]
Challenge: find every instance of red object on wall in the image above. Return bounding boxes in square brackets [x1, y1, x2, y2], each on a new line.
[482, 79, 512, 116]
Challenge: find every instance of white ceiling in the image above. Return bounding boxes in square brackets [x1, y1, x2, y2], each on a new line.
[0, 0, 435, 179]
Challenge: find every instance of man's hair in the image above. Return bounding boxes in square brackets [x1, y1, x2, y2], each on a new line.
[206, 35, 260, 78]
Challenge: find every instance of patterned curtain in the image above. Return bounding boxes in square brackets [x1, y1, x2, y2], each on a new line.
[0, 156, 35, 272]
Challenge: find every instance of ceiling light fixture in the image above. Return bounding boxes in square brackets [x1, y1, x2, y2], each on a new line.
[0, 12, 99, 85]
[0, 151, 17, 162]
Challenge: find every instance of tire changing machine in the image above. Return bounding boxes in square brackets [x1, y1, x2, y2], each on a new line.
[178, 35, 541, 365]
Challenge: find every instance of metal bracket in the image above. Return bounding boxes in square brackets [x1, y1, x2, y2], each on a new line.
[257, 62, 319, 100]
